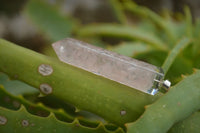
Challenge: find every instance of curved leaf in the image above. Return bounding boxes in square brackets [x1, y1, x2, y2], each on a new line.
[123, 0, 176, 44]
[0, 86, 122, 132]
[24, 0, 76, 42]
[108, 0, 127, 24]
[0, 72, 38, 95]
[108, 42, 150, 57]
[162, 37, 191, 75]
[0, 105, 124, 133]
[126, 70, 200, 133]
[77, 24, 168, 50]
[168, 112, 200, 133]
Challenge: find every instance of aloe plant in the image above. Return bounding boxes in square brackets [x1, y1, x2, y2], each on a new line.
[0, 0, 200, 132]
[0, 39, 200, 133]
[0, 38, 159, 126]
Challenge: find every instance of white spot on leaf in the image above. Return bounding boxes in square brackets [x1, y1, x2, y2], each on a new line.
[0, 116, 7, 125]
[21, 120, 29, 127]
[120, 110, 126, 116]
[39, 83, 53, 95]
[38, 64, 53, 76]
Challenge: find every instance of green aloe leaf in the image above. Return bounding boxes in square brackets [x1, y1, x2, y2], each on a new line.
[168, 112, 200, 133]
[0, 72, 77, 115]
[134, 50, 167, 67]
[123, 0, 176, 44]
[108, 42, 151, 57]
[0, 105, 124, 133]
[0, 72, 38, 95]
[0, 85, 122, 132]
[24, 0, 76, 42]
[135, 50, 193, 84]
[77, 24, 168, 50]
[108, 0, 127, 24]
[164, 57, 193, 84]
[162, 37, 191, 75]
[126, 70, 200, 133]
[184, 6, 193, 38]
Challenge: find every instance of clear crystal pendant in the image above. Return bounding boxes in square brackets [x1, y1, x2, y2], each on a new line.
[52, 38, 170, 95]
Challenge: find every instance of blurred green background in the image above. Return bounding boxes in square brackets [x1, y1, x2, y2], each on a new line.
[0, 0, 200, 85]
